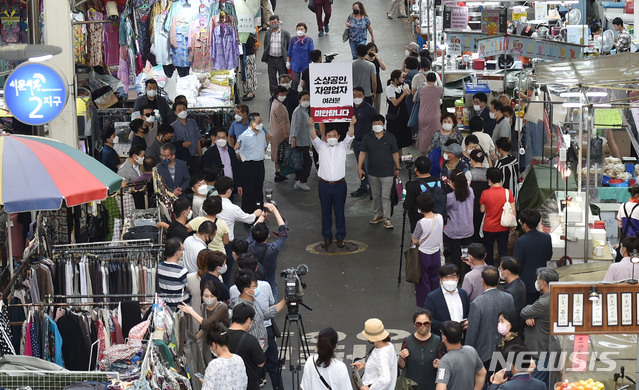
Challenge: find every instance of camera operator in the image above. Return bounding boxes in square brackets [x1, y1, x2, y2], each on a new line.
[248, 203, 287, 300]
[235, 269, 287, 390]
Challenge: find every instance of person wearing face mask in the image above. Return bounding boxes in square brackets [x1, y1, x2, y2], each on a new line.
[289, 91, 313, 191]
[117, 145, 146, 184]
[520, 267, 559, 386]
[187, 174, 208, 218]
[352, 44, 377, 106]
[133, 79, 173, 124]
[351, 318, 397, 390]
[359, 115, 401, 230]
[464, 117, 498, 166]
[188, 196, 231, 256]
[286, 22, 314, 91]
[385, 70, 412, 157]
[309, 116, 356, 248]
[129, 119, 148, 150]
[351, 87, 377, 198]
[270, 85, 292, 182]
[440, 141, 468, 187]
[100, 127, 120, 173]
[200, 321, 247, 389]
[157, 238, 191, 311]
[345, 2, 374, 60]
[183, 220, 218, 273]
[146, 124, 175, 163]
[498, 258, 526, 319]
[443, 168, 475, 276]
[428, 113, 463, 155]
[171, 101, 202, 168]
[135, 104, 159, 146]
[494, 311, 525, 373]
[261, 15, 291, 95]
[236, 113, 269, 213]
[157, 143, 191, 197]
[470, 92, 495, 137]
[234, 270, 287, 390]
[272, 73, 299, 120]
[461, 243, 489, 302]
[490, 100, 510, 144]
[226, 303, 266, 390]
[365, 43, 386, 113]
[199, 250, 232, 303]
[398, 309, 441, 390]
[228, 105, 250, 148]
[201, 129, 242, 193]
[166, 197, 192, 242]
[417, 72, 443, 156]
[425, 264, 470, 335]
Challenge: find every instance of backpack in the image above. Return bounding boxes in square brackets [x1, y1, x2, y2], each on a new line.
[418, 178, 448, 221]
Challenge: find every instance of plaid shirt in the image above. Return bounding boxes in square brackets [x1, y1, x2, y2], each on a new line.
[269, 30, 283, 57]
[617, 28, 631, 52]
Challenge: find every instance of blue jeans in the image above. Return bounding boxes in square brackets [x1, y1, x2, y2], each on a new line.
[318, 180, 347, 240]
[349, 39, 367, 59]
[352, 139, 369, 190]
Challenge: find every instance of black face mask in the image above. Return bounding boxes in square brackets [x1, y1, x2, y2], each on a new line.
[353, 9, 360, 14]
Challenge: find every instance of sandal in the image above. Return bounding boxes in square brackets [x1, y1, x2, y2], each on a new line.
[242, 93, 255, 101]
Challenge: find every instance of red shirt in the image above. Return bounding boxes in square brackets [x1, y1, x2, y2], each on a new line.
[480, 186, 514, 232]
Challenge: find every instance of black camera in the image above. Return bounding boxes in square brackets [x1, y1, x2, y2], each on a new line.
[324, 52, 338, 63]
[280, 264, 309, 313]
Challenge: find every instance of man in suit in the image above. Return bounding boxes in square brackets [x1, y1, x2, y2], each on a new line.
[262, 15, 290, 96]
[512, 209, 553, 305]
[201, 129, 242, 194]
[117, 145, 145, 184]
[465, 266, 515, 369]
[425, 264, 470, 335]
[488, 345, 545, 390]
[520, 267, 559, 387]
[157, 143, 190, 198]
[470, 92, 495, 137]
[499, 257, 527, 317]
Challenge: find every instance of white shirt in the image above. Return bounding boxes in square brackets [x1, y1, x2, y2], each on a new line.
[218, 197, 257, 241]
[361, 344, 398, 390]
[312, 135, 354, 182]
[301, 356, 352, 390]
[192, 195, 205, 218]
[229, 280, 274, 326]
[463, 132, 495, 168]
[413, 214, 444, 254]
[443, 288, 464, 322]
[183, 235, 207, 273]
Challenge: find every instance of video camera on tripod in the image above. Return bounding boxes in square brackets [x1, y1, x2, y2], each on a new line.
[280, 264, 311, 314]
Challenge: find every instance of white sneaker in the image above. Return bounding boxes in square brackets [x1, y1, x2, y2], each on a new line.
[298, 182, 311, 191]
[294, 181, 301, 190]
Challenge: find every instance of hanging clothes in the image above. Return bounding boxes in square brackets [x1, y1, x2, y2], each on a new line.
[209, 0, 240, 70]
[0, 303, 15, 357]
[87, 8, 105, 67]
[72, 11, 88, 65]
[104, 19, 121, 68]
[189, 16, 213, 72]
[119, 2, 138, 91]
[165, 0, 194, 69]
[151, 12, 172, 65]
[133, 0, 157, 66]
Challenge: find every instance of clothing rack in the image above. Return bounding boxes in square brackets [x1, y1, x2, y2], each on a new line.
[0, 370, 120, 390]
[44, 293, 183, 301]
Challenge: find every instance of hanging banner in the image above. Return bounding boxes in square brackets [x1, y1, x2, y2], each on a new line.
[507, 36, 584, 61]
[445, 31, 488, 52]
[237, 13, 255, 33]
[476, 35, 506, 58]
[443, 6, 468, 30]
[309, 63, 353, 123]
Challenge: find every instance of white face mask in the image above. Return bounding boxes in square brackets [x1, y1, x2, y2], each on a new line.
[197, 184, 208, 195]
[353, 97, 364, 105]
[498, 269, 504, 280]
[327, 137, 338, 146]
[489, 112, 496, 119]
[296, 30, 305, 37]
[255, 123, 264, 131]
[372, 125, 384, 133]
[473, 104, 481, 111]
[210, 347, 218, 357]
[442, 123, 453, 131]
[203, 297, 218, 307]
[234, 114, 243, 122]
[216, 138, 228, 148]
[145, 115, 155, 123]
[405, 49, 411, 56]
[442, 152, 449, 160]
[187, 210, 193, 220]
[177, 110, 188, 119]
[146, 89, 157, 98]
[277, 95, 286, 102]
[300, 101, 310, 108]
[135, 155, 144, 165]
[442, 280, 457, 292]
[280, 83, 291, 89]
[218, 263, 228, 274]
[534, 280, 542, 292]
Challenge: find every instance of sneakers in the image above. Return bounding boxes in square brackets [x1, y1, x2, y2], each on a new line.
[294, 181, 311, 191]
[318, 30, 324, 37]
[369, 215, 384, 224]
[384, 219, 394, 229]
[351, 187, 369, 197]
[398, 14, 408, 18]
[324, 25, 329, 33]
[386, 12, 393, 19]
[274, 173, 288, 182]
[259, 378, 267, 388]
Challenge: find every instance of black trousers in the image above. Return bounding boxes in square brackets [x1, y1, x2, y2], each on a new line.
[241, 160, 265, 213]
[294, 146, 312, 183]
[267, 55, 287, 95]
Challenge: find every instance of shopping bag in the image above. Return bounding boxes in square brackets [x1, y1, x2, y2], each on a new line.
[307, 0, 316, 13]
[342, 28, 349, 43]
[395, 370, 418, 390]
[284, 147, 304, 171]
[500, 189, 517, 227]
[407, 100, 420, 130]
[404, 247, 422, 283]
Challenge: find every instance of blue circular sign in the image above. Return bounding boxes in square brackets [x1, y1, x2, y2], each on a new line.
[3, 62, 68, 126]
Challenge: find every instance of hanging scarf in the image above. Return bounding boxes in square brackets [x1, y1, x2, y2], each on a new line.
[294, 35, 307, 45]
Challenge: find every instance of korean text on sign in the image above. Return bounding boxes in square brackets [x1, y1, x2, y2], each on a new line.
[309, 63, 353, 123]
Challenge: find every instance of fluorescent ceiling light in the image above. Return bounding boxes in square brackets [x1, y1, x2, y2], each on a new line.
[545, 0, 579, 4]
[28, 54, 53, 62]
[562, 102, 583, 107]
[560, 92, 583, 97]
[556, 78, 578, 83]
[586, 91, 608, 97]
[593, 104, 611, 108]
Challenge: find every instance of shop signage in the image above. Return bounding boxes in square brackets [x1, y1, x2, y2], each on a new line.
[445, 31, 486, 52]
[309, 63, 353, 123]
[4, 62, 68, 126]
[507, 36, 583, 61]
[477, 35, 506, 58]
[237, 13, 255, 33]
[443, 6, 468, 30]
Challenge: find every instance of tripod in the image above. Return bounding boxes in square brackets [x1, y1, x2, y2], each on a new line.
[397, 160, 414, 284]
[276, 303, 312, 390]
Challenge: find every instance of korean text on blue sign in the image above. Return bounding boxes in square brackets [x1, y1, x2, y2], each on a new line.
[4, 62, 68, 126]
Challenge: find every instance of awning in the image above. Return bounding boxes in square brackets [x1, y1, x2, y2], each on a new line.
[534, 53, 639, 85]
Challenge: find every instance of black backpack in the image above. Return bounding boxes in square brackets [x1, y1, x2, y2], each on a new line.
[419, 179, 448, 221]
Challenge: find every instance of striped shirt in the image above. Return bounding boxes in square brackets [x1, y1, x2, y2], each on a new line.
[157, 261, 190, 308]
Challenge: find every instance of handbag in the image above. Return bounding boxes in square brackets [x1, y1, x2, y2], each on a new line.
[500, 189, 517, 228]
[284, 147, 304, 171]
[407, 100, 420, 130]
[395, 370, 418, 390]
[342, 27, 349, 43]
[307, 0, 316, 13]
[404, 224, 435, 283]
[351, 347, 374, 390]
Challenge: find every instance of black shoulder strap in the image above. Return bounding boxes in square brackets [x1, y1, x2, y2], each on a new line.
[313, 356, 333, 390]
[353, 346, 375, 362]
[623, 203, 639, 237]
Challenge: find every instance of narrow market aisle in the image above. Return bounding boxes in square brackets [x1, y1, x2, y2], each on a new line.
[237, 0, 425, 386]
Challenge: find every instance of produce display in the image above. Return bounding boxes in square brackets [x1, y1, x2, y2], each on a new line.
[555, 379, 605, 390]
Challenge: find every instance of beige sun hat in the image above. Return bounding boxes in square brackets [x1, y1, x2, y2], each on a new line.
[361, 318, 390, 342]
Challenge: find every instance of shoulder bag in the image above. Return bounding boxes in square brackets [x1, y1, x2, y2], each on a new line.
[351, 347, 375, 390]
[404, 221, 436, 283]
[307, 0, 316, 13]
[500, 189, 517, 228]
